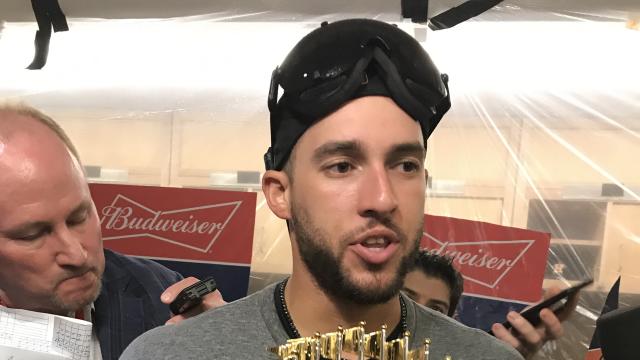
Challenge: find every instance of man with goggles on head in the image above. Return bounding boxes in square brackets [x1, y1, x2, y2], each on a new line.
[122, 19, 522, 359]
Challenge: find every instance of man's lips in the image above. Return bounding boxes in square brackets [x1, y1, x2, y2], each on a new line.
[349, 227, 400, 246]
[59, 270, 95, 288]
[348, 227, 401, 265]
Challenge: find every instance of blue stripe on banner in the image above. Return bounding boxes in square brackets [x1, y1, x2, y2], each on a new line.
[155, 260, 251, 302]
[456, 295, 528, 332]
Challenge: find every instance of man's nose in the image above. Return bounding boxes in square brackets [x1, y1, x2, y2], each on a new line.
[357, 165, 398, 217]
[54, 226, 88, 267]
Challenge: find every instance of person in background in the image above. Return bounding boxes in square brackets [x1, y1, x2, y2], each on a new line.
[403, 250, 579, 358]
[0, 103, 225, 360]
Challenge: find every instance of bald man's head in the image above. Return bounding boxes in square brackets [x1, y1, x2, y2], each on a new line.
[0, 102, 81, 162]
[0, 103, 104, 315]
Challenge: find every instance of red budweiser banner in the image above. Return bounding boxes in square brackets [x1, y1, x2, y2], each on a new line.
[421, 214, 550, 304]
[89, 184, 256, 265]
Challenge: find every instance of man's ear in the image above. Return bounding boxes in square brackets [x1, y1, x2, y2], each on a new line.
[262, 170, 291, 220]
[424, 169, 429, 186]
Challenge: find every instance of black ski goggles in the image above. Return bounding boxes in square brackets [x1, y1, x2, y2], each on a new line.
[265, 19, 451, 171]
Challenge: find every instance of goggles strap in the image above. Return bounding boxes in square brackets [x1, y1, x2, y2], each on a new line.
[372, 48, 428, 115]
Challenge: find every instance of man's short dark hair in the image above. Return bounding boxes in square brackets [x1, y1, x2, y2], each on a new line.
[414, 250, 464, 316]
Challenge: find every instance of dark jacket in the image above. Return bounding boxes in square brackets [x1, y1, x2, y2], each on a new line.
[94, 249, 182, 360]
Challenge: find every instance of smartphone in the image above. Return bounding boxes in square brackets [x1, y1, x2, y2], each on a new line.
[488, 278, 593, 336]
[169, 276, 217, 315]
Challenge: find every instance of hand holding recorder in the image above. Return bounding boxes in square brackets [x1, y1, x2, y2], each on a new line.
[490, 279, 592, 359]
[161, 276, 227, 325]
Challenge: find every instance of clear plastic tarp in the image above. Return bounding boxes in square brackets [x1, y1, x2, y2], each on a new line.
[1, 3, 639, 359]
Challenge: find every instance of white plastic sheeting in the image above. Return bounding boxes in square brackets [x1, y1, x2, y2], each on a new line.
[1, 8, 639, 359]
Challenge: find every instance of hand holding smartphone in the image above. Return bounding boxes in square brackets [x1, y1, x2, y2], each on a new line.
[488, 278, 592, 336]
[169, 276, 218, 315]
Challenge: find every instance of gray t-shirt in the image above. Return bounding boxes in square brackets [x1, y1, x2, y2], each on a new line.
[121, 283, 523, 360]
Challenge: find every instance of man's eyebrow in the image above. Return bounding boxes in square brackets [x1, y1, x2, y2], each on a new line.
[311, 141, 364, 164]
[401, 286, 418, 297]
[386, 142, 426, 160]
[427, 299, 450, 308]
[1, 221, 51, 238]
[0, 200, 91, 237]
[68, 201, 92, 217]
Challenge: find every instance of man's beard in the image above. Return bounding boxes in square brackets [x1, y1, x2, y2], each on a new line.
[50, 273, 102, 314]
[291, 205, 421, 305]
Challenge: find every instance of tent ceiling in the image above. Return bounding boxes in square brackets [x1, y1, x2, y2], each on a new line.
[1, 1, 638, 128]
[1, 0, 639, 22]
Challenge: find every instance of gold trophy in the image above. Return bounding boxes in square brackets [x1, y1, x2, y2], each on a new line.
[269, 322, 451, 360]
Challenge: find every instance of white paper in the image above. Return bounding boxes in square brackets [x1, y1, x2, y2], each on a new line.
[0, 307, 92, 360]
